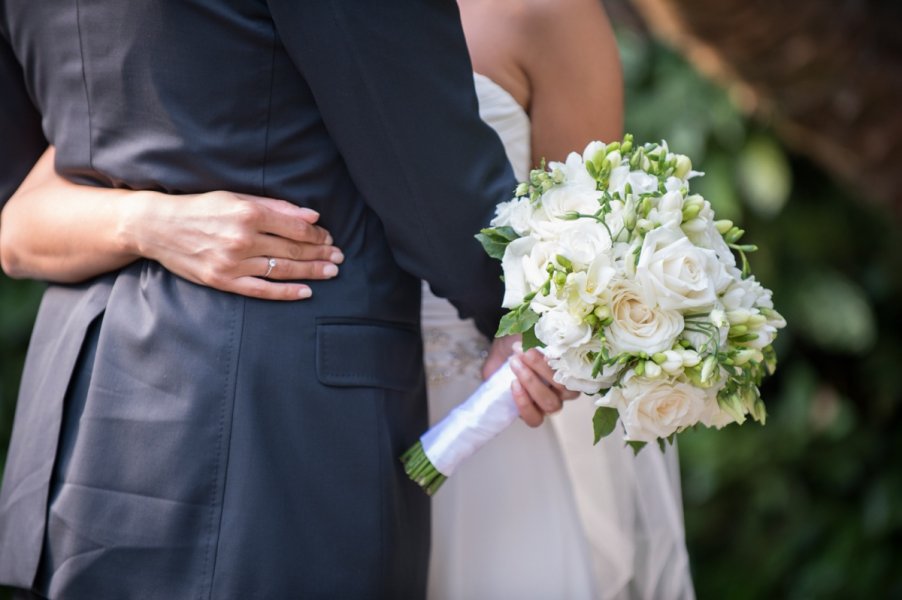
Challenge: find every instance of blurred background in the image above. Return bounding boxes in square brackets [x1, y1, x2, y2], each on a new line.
[2, 0, 901, 597]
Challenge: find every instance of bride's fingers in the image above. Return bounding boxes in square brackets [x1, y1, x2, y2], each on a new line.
[250, 199, 333, 245]
[225, 276, 314, 301]
[519, 349, 580, 400]
[511, 379, 545, 428]
[510, 356, 563, 416]
[250, 256, 340, 281]
[254, 235, 344, 265]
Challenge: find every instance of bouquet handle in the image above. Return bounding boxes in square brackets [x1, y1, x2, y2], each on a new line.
[402, 359, 519, 494]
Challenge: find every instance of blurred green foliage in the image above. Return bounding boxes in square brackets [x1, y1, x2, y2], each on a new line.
[0, 275, 43, 480]
[620, 30, 902, 598]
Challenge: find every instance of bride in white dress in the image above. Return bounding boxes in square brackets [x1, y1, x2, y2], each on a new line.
[423, 1, 695, 598]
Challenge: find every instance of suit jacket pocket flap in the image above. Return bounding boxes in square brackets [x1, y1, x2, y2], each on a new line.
[316, 318, 422, 390]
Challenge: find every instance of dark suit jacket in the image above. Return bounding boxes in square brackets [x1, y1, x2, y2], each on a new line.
[0, 1, 516, 597]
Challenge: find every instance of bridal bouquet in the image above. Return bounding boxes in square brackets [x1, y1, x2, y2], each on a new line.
[402, 134, 785, 494]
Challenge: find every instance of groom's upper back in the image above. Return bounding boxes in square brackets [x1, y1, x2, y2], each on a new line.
[5, 0, 335, 202]
[2, 0, 514, 335]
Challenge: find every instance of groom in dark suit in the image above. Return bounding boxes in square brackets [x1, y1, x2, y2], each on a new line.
[0, 1, 519, 597]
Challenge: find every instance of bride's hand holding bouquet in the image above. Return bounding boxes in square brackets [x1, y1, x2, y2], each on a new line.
[403, 134, 786, 494]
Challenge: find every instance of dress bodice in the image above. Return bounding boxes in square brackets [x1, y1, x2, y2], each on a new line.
[471, 73, 531, 181]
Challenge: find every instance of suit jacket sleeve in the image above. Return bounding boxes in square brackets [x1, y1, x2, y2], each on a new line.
[267, 0, 517, 338]
[0, 26, 47, 208]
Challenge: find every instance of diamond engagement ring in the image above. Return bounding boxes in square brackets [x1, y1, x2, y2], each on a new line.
[264, 257, 277, 278]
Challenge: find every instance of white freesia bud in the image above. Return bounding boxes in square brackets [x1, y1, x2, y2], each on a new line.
[593, 304, 613, 323]
[674, 155, 693, 179]
[604, 150, 622, 170]
[694, 385, 731, 429]
[582, 140, 607, 166]
[683, 194, 704, 211]
[715, 219, 734, 235]
[679, 349, 701, 367]
[660, 350, 685, 374]
[644, 361, 663, 378]
[726, 309, 752, 325]
[710, 308, 728, 327]
[700, 355, 718, 383]
[747, 313, 767, 327]
[515, 182, 530, 197]
[717, 393, 747, 425]
[751, 399, 767, 424]
[732, 348, 761, 366]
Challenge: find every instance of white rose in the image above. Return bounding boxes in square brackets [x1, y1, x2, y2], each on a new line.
[636, 225, 726, 311]
[534, 306, 593, 358]
[531, 184, 601, 241]
[606, 279, 683, 355]
[548, 339, 617, 394]
[556, 219, 612, 269]
[500, 238, 557, 309]
[490, 196, 534, 236]
[597, 373, 707, 442]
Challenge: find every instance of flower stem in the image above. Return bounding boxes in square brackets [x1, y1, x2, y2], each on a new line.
[400, 441, 448, 496]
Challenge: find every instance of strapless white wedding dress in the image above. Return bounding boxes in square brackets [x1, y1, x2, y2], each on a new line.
[422, 73, 695, 600]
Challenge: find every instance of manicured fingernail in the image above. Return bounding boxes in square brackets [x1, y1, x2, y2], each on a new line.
[511, 380, 523, 395]
[330, 250, 344, 263]
[299, 208, 320, 222]
[323, 264, 338, 277]
[510, 357, 523, 371]
[298, 287, 312, 299]
[324, 234, 333, 245]
[512, 341, 523, 354]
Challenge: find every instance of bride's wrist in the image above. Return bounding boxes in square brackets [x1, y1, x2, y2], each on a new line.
[116, 190, 159, 261]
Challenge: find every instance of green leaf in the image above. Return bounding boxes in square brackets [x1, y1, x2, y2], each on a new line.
[474, 226, 519, 260]
[627, 441, 647, 455]
[496, 308, 540, 337]
[521, 326, 545, 351]
[592, 406, 619, 444]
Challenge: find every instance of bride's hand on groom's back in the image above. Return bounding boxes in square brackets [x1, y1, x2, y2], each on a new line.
[482, 336, 579, 428]
[124, 190, 344, 301]
[1, 148, 342, 300]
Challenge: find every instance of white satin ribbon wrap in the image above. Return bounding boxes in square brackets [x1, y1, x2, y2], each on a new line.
[421, 360, 518, 477]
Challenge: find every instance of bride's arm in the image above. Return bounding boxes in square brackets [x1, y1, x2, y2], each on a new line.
[0, 148, 342, 300]
[521, 0, 623, 164]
